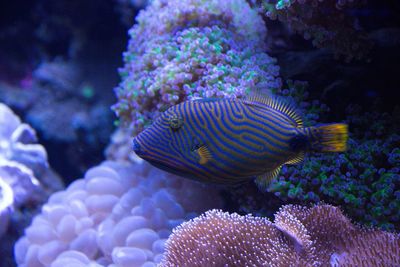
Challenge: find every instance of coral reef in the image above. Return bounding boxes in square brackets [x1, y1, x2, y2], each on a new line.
[0, 102, 63, 267]
[0, 103, 48, 175]
[161, 204, 400, 266]
[105, 128, 142, 163]
[0, 176, 13, 237]
[15, 160, 222, 266]
[270, 133, 400, 230]
[113, 0, 281, 134]
[267, 85, 400, 230]
[3, 0, 399, 266]
[0, 103, 63, 235]
[0, 162, 44, 237]
[219, 81, 399, 230]
[260, 0, 371, 61]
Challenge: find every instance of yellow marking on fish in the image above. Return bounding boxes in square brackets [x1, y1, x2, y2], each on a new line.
[197, 145, 212, 165]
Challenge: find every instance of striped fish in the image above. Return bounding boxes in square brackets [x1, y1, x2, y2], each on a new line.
[133, 95, 348, 189]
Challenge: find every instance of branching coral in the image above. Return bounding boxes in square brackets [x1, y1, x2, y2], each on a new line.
[112, 0, 281, 134]
[260, 0, 371, 61]
[161, 204, 400, 266]
[14, 160, 222, 267]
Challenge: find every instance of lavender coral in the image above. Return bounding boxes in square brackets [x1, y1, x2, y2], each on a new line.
[14, 160, 222, 266]
[0, 103, 48, 176]
[261, 0, 371, 61]
[0, 176, 13, 237]
[161, 204, 400, 266]
[0, 103, 62, 238]
[113, 0, 281, 134]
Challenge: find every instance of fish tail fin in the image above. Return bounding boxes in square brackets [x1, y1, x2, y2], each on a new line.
[314, 123, 348, 152]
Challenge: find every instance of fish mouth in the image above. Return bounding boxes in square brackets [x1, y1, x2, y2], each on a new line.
[133, 137, 187, 175]
[132, 136, 159, 159]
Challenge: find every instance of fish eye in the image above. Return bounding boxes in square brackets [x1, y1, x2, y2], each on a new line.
[168, 114, 183, 130]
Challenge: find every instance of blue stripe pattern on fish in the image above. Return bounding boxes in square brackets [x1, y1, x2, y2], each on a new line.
[133, 95, 348, 189]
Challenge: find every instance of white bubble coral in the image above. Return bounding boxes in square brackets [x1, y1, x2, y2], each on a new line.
[15, 160, 222, 267]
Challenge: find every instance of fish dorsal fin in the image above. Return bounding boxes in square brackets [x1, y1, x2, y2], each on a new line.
[191, 97, 220, 103]
[285, 152, 305, 165]
[159, 104, 172, 113]
[243, 93, 303, 127]
[197, 145, 212, 164]
[255, 165, 282, 191]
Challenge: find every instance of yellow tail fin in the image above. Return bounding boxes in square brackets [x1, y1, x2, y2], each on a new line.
[317, 123, 348, 152]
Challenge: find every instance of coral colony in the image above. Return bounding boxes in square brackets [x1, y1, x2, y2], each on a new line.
[14, 161, 222, 266]
[162, 205, 400, 266]
[0, 104, 62, 238]
[0, 0, 396, 266]
[112, 0, 281, 134]
[268, 94, 400, 230]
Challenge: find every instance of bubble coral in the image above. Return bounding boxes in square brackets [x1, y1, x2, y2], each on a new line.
[261, 0, 371, 61]
[161, 204, 400, 266]
[113, 0, 281, 134]
[14, 160, 222, 267]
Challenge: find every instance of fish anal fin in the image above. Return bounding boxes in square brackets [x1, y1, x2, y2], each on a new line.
[243, 93, 303, 127]
[255, 165, 282, 191]
[197, 145, 212, 165]
[285, 152, 305, 165]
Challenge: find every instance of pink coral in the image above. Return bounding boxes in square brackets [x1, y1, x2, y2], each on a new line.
[161, 204, 400, 266]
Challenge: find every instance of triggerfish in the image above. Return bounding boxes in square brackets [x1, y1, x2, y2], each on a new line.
[133, 95, 348, 189]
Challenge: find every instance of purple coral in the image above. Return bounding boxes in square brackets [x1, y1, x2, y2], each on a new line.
[113, 0, 281, 134]
[161, 204, 400, 266]
[15, 160, 222, 266]
[0, 176, 13, 237]
[0, 103, 48, 174]
[0, 103, 62, 238]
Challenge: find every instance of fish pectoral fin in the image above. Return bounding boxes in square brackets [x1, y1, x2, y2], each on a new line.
[285, 152, 305, 165]
[197, 145, 212, 165]
[255, 165, 282, 191]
